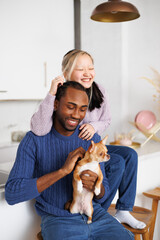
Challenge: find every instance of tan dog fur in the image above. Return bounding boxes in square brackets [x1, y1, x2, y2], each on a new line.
[69, 135, 110, 224]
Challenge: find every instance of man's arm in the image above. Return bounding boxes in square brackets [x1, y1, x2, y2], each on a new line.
[5, 132, 85, 205]
[37, 147, 85, 193]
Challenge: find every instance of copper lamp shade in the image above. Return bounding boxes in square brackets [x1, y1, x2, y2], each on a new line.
[91, 0, 140, 22]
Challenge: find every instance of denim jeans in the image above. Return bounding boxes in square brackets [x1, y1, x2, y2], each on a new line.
[102, 145, 138, 211]
[41, 203, 134, 240]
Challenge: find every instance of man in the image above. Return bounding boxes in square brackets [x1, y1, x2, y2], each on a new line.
[5, 81, 134, 240]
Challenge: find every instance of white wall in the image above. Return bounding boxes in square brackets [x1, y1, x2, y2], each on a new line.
[127, 0, 160, 119]
[81, 0, 160, 141]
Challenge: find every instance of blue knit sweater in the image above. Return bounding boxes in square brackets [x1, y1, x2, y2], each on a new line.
[5, 126, 110, 217]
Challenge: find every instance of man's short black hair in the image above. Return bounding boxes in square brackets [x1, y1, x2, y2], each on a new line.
[55, 81, 89, 101]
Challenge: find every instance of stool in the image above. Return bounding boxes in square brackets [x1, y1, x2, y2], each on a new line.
[37, 231, 43, 240]
[108, 204, 153, 240]
[143, 187, 160, 240]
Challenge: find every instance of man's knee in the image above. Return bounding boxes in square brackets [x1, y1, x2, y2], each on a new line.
[125, 147, 138, 169]
[105, 154, 125, 177]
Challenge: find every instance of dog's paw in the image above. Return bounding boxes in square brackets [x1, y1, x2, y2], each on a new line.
[77, 180, 83, 193]
[94, 187, 100, 196]
[87, 219, 92, 224]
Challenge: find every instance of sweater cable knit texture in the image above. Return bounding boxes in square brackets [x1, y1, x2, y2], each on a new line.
[5, 126, 110, 217]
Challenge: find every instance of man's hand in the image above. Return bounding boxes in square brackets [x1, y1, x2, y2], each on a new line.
[80, 170, 98, 192]
[80, 170, 105, 199]
[62, 147, 86, 175]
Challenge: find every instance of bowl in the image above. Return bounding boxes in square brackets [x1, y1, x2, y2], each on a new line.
[135, 110, 156, 131]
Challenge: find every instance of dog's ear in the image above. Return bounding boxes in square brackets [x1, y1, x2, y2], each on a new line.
[100, 135, 108, 145]
[88, 140, 95, 153]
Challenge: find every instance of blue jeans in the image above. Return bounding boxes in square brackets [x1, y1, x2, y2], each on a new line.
[102, 145, 138, 211]
[41, 203, 134, 240]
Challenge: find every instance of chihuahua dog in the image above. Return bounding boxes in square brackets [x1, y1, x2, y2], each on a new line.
[66, 135, 110, 224]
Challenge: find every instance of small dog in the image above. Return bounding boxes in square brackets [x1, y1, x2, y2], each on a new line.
[66, 135, 110, 224]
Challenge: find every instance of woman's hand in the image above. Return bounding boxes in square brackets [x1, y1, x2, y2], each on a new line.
[49, 75, 64, 96]
[79, 124, 95, 140]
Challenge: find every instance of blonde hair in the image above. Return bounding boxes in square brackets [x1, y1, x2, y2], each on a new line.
[62, 49, 94, 80]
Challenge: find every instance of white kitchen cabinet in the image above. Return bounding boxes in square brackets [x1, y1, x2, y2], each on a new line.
[0, 0, 74, 100]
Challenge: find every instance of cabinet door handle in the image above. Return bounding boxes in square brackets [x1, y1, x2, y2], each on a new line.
[0, 90, 7, 93]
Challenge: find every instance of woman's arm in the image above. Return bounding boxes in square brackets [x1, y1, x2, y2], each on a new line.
[30, 76, 64, 136]
[30, 93, 55, 136]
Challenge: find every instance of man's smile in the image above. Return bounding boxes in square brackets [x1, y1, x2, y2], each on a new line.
[66, 118, 80, 127]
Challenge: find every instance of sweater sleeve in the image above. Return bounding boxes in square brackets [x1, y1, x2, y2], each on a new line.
[30, 93, 55, 136]
[5, 132, 40, 205]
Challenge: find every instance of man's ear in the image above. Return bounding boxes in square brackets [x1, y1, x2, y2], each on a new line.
[54, 99, 59, 111]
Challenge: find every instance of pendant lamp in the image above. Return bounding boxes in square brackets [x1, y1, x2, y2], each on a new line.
[91, 0, 140, 22]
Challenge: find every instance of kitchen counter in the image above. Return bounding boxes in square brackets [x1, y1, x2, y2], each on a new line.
[0, 142, 19, 194]
[136, 140, 160, 156]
